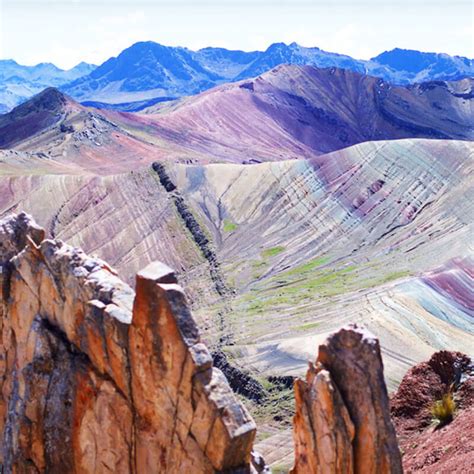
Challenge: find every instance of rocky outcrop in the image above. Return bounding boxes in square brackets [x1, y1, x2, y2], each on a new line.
[391, 350, 471, 432]
[292, 325, 403, 474]
[391, 351, 473, 473]
[152, 161, 234, 349]
[212, 351, 266, 402]
[152, 161, 229, 298]
[0, 212, 257, 473]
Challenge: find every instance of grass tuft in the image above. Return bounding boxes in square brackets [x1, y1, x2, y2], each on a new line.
[283, 256, 330, 276]
[431, 392, 456, 425]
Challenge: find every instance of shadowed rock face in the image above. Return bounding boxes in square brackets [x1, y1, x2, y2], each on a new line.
[0, 89, 169, 173]
[0, 88, 69, 148]
[0, 213, 257, 473]
[292, 326, 402, 474]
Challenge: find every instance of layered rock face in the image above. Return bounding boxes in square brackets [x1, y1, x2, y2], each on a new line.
[292, 326, 402, 474]
[0, 213, 256, 473]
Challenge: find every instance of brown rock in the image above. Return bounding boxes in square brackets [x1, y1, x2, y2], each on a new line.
[391, 350, 473, 473]
[0, 213, 258, 473]
[292, 325, 403, 474]
[292, 363, 354, 474]
[129, 262, 256, 472]
[391, 350, 471, 432]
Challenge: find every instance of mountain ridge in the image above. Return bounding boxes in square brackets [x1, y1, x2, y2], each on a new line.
[2, 41, 472, 112]
[134, 64, 473, 158]
[0, 59, 97, 113]
[1, 65, 472, 166]
[61, 41, 473, 107]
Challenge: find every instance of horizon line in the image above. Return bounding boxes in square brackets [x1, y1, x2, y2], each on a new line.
[1, 40, 472, 70]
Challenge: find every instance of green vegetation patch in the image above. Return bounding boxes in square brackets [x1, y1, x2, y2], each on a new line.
[250, 380, 295, 427]
[223, 219, 238, 232]
[229, 254, 412, 343]
[359, 269, 411, 288]
[432, 393, 456, 425]
[261, 246, 286, 258]
[283, 255, 331, 276]
[236, 259, 409, 320]
[272, 465, 292, 474]
[295, 321, 320, 331]
[251, 259, 267, 269]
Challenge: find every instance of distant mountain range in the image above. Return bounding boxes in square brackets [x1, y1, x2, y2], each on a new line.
[1, 41, 472, 112]
[0, 60, 96, 113]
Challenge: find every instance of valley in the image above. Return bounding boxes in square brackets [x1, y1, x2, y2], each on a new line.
[2, 137, 472, 386]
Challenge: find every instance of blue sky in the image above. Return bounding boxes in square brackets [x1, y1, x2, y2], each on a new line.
[0, 0, 472, 69]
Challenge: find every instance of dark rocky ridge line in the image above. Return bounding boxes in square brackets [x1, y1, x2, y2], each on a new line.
[152, 162, 229, 298]
[150, 165, 276, 406]
[212, 351, 267, 403]
[151, 162, 235, 349]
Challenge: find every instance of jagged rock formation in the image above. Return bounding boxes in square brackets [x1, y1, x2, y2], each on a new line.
[391, 350, 471, 431]
[292, 326, 403, 473]
[0, 213, 257, 473]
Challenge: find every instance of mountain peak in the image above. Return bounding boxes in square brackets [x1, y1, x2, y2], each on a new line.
[34, 62, 64, 73]
[3, 43, 473, 114]
[70, 61, 96, 69]
[25, 87, 71, 111]
[370, 48, 473, 75]
[0, 59, 19, 66]
[125, 40, 169, 53]
[266, 42, 290, 52]
[0, 88, 77, 149]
